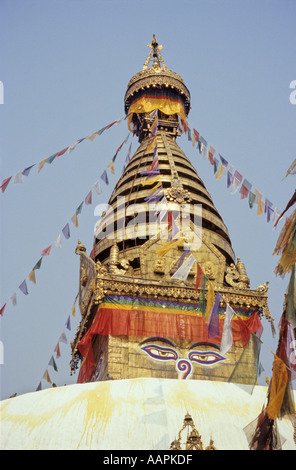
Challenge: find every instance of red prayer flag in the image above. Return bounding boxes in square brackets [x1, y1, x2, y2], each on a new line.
[195, 263, 204, 290]
[41, 245, 52, 256]
[56, 147, 69, 157]
[1, 176, 12, 193]
[54, 342, 61, 359]
[236, 313, 263, 348]
[240, 184, 250, 200]
[0, 303, 6, 316]
[274, 189, 296, 227]
[84, 190, 92, 205]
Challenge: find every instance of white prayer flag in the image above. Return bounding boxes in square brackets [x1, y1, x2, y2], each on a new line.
[14, 172, 24, 184]
[220, 304, 235, 356]
[55, 234, 62, 248]
[171, 253, 196, 281]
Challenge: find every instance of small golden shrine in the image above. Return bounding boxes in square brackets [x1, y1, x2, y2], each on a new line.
[70, 35, 272, 386]
[170, 413, 216, 450]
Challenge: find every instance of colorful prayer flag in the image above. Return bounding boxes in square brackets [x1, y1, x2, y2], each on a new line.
[48, 356, 58, 372]
[0, 176, 12, 193]
[62, 223, 70, 240]
[195, 263, 204, 290]
[86, 131, 98, 142]
[42, 369, 52, 384]
[192, 129, 200, 147]
[208, 145, 216, 165]
[41, 245, 52, 256]
[220, 304, 235, 355]
[10, 293, 17, 306]
[56, 147, 68, 157]
[84, 190, 92, 205]
[22, 164, 35, 176]
[207, 292, 223, 338]
[66, 315, 71, 331]
[107, 160, 115, 174]
[38, 158, 48, 173]
[101, 170, 109, 185]
[230, 170, 243, 194]
[14, 172, 24, 184]
[72, 303, 76, 317]
[171, 253, 196, 281]
[93, 181, 102, 195]
[266, 356, 288, 420]
[70, 213, 79, 227]
[28, 270, 36, 284]
[204, 281, 215, 322]
[34, 258, 42, 270]
[55, 234, 62, 248]
[19, 280, 28, 295]
[59, 332, 67, 344]
[54, 342, 61, 359]
[286, 264, 296, 328]
[0, 304, 6, 316]
[282, 158, 296, 181]
[67, 141, 79, 154]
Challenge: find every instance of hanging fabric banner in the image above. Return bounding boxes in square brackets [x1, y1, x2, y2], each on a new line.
[220, 304, 235, 355]
[171, 253, 196, 281]
[19, 280, 28, 296]
[41, 245, 52, 257]
[206, 292, 223, 338]
[62, 223, 70, 240]
[230, 170, 243, 195]
[208, 145, 216, 165]
[101, 170, 109, 185]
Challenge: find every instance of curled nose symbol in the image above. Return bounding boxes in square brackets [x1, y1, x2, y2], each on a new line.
[177, 359, 192, 379]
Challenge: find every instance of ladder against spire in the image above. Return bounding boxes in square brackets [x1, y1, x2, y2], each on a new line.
[71, 37, 271, 386]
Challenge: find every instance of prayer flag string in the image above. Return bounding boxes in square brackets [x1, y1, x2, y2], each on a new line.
[0, 115, 128, 195]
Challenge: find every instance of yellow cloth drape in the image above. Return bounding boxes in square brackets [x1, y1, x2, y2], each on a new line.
[204, 281, 215, 322]
[156, 237, 185, 258]
[127, 95, 187, 131]
[266, 356, 288, 420]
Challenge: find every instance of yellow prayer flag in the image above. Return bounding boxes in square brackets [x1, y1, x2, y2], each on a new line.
[38, 158, 48, 173]
[71, 303, 76, 317]
[147, 136, 157, 152]
[28, 269, 36, 284]
[215, 164, 226, 180]
[70, 213, 79, 227]
[107, 160, 115, 174]
[156, 237, 184, 258]
[148, 181, 162, 195]
[86, 131, 98, 142]
[266, 356, 288, 421]
[204, 281, 215, 322]
[142, 175, 161, 187]
[42, 369, 52, 384]
[257, 199, 264, 216]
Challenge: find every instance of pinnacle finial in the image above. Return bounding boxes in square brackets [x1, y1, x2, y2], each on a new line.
[142, 34, 167, 71]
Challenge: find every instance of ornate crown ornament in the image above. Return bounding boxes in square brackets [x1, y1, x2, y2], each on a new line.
[124, 34, 190, 116]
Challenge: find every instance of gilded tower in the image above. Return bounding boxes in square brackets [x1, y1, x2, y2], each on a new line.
[71, 36, 271, 385]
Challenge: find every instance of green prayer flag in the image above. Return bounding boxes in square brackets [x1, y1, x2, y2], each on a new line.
[200, 275, 207, 315]
[286, 264, 296, 328]
[76, 202, 84, 215]
[228, 333, 263, 394]
[249, 191, 256, 208]
[48, 355, 58, 372]
[33, 258, 43, 270]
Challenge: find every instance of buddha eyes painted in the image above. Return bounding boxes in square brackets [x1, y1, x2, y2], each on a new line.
[188, 351, 225, 366]
[140, 338, 226, 373]
[141, 345, 178, 361]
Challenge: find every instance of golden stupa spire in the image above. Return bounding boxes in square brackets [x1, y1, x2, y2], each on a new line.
[143, 34, 167, 71]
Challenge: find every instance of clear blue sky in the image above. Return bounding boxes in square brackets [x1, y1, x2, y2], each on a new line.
[0, 0, 295, 399]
